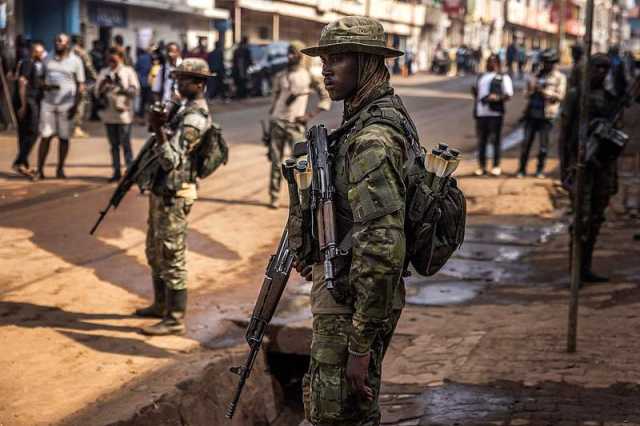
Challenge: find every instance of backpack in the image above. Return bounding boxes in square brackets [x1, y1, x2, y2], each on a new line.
[191, 122, 229, 179]
[343, 95, 467, 276]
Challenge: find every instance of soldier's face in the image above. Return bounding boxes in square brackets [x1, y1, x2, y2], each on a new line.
[321, 53, 358, 101]
[54, 34, 69, 54]
[177, 76, 204, 99]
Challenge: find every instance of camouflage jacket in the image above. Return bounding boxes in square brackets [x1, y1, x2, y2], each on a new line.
[152, 98, 210, 199]
[311, 94, 408, 356]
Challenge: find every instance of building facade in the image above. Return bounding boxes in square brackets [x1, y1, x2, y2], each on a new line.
[13, 0, 229, 53]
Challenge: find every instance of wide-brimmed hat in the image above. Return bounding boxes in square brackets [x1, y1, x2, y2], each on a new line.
[301, 16, 404, 58]
[171, 58, 213, 79]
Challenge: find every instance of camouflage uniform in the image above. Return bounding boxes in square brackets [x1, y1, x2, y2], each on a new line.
[559, 63, 619, 279]
[141, 58, 214, 335]
[269, 47, 331, 205]
[72, 46, 97, 133]
[300, 17, 408, 425]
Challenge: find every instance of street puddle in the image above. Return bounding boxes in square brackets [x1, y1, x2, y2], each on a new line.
[404, 279, 485, 306]
[465, 223, 565, 246]
[456, 242, 532, 262]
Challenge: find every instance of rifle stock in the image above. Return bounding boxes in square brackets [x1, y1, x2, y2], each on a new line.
[226, 227, 294, 419]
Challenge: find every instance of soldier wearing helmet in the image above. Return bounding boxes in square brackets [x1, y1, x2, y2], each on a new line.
[267, 40, 331, 209]
[138, 58, 215, 336]
[295, 16, 415, 425]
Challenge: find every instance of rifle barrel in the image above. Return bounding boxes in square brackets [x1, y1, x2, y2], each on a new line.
[89, 206, 110, 235]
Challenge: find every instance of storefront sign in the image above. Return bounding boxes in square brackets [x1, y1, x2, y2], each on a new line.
[88, 1, 127, 28]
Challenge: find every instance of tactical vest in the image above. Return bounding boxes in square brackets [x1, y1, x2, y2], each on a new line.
[331, 94, 466, 277]
[152, 106, 209, 196]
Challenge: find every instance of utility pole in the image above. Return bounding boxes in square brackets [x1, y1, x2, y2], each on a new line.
[567, 0, 595, 354]
[558, 0, 566, 60]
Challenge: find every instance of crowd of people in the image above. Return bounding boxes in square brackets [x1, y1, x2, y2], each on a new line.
[471, 43, 639, 282]
[9, 32, 256, 181]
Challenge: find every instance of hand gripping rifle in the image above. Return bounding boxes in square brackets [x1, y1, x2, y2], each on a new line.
[89, 100, 182, 235]
[226, 225, 295, 419]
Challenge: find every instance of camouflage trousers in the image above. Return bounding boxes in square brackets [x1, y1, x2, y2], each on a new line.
[269, 119, 305, 201]
[145, 193, 193, 290]
[303, 310, 402, 426]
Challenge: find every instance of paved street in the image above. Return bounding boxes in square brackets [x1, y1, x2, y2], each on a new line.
[1, 73, 639, 426]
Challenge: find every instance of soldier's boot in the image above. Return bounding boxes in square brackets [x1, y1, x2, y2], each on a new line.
[141, 289, 187, 336]
[581, 239, 609, 283]
[134, 278, 166, 318]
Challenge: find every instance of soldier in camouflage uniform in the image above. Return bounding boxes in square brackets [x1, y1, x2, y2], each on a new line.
[297, 16, 413, 425]
[559, 53, 618, 283]
[71, 34, 97, 138]
[268, 41, 331, 208]
[137, 58, 214, 335]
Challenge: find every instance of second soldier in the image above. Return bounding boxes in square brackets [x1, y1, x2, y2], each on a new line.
[267, 41, 331, 208]
[138, 58, 221, 335]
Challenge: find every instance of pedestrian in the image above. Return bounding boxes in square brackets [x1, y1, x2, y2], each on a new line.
[113, 35, 131, 66]
[33, 33, 85, 181]
[518, 48, 566, 178]
[138, 58, 222, 335]
[506, 40, 517, 77]
[299, 16, 413, 425]
[12, 40, 46, 176]
[95, 47, 140, 182]
[206, 40, 228, 101]
[71, 34, 97, 138]
[558, 53, 619, 283]
[134, 47, 153, 121]
[456, 45, 466, 76]
[607, 45, 628, 98]
[517, 44, 527, 80]
[188, 36, 208, 60]
[232, 36, 252, 99]
[267, 41, 331, 208]
[568, 43, 584, 89]
[152, 42, 182, 103]
[472, 54, 513, 176]
[89, 40, 105, 121]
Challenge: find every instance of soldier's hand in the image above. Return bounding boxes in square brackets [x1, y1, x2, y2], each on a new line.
[148, 106, 169, 132]
[295, 112, 313, 126]
[346, 352, 374, 401]
[293, 259, 312, 282]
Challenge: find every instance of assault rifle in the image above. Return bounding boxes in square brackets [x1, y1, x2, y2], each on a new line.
[585, 74, 640, 165]
[307, 124, 341, 292]
[226, 226, 295, 419]
[260, 119, 271, 146]
[89, 100, 183, 235]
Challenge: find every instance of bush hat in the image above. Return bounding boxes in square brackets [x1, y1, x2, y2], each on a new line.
[171, 58, 213, 79]
[301, 16, 404, 58]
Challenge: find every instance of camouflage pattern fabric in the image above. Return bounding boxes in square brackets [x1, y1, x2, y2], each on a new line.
[269, 119, 305, 201]
[303, 310, 401, 425]
[146, 98, 211, 291]
[145, 193, 192, 291]
[305, 113, 409, 424]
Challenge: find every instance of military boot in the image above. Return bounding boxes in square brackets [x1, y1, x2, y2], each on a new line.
[134, 278, 166, 318]
[141, 289, 187, 336]
[581, 239, 609, 283]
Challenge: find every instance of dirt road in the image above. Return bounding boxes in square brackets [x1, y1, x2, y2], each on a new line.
[1, 74, 514, 425]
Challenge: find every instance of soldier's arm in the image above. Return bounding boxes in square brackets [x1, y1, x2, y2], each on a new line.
[558, 89, 578, 171]
[346, 125, 406, 356]
[154, 111, 208, 171]
[269, 72, 282, 115]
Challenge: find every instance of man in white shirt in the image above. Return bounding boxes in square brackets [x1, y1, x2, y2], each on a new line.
[153, 42, 182, 103]
[472, 54, 513, 176]
[33, 33, 85, 180]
